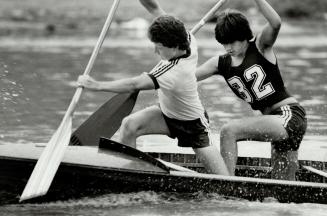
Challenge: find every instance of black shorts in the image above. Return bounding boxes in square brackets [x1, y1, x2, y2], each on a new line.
[270, 103, 307, 152]
[162, 113, 210, 149]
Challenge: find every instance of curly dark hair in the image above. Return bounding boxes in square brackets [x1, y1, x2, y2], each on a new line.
[215, 9, 253, 44]
[148, 15, 190, 51]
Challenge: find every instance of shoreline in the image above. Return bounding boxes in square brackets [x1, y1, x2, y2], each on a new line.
[0, 35, 326, 49]
[0, 20, 326, 48]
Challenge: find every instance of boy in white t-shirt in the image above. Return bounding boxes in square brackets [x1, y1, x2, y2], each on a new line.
[77, 15, 229, 175]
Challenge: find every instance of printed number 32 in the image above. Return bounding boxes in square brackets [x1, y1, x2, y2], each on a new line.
[228, 65, 275, 103]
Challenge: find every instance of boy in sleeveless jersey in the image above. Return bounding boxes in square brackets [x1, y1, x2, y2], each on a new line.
[78, 15, 230, 175]
[196, 0, 307, 180]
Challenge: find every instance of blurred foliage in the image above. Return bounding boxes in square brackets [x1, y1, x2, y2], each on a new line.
[231, 0, 327, 19]
[271, 0, 327, 19]
[0, 0, 325, 37]
[0, 0, 326, 22]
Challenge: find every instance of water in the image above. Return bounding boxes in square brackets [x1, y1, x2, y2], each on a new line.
[1, 40, 326, 143]
[0, 22, 327, 215]
[2, 192, 327, 216]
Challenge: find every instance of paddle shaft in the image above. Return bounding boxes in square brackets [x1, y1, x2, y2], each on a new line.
[190, 0, 226, 34]
[19, 0, 121, 202]
[64, 0, 121, 124]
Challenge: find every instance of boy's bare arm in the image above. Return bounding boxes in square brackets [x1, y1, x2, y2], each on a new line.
[139, 0, 166, 16]
[254, 0, 281, 49]
[77, 74, 155, 93]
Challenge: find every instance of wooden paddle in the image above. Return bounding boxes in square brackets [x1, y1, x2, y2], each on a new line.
[71, 0, 228, 146]
[70, 91, 139, 146]
[19, 0, 121, 202]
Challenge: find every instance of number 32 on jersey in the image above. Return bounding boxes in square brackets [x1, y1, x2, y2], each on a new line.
[227, 65, 275, 103]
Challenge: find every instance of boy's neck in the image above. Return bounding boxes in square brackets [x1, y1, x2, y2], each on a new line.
[169, 49, 189, 61]
[240, 41, 250, 57]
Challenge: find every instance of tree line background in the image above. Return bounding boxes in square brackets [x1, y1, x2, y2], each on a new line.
[0, 0, 326, 37]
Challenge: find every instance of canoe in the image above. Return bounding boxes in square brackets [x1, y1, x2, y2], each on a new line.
[1, 137, 327, 205]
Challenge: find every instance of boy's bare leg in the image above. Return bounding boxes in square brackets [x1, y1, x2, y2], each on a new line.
[194, 145, 230, 175]
[220, 115, 289, 175]
[119, 105, 170, 148]
[271, 147, 298, 180]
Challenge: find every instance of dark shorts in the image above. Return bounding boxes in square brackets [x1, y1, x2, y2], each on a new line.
[270, 103, 307, 152]
[162, 113, 210, 149]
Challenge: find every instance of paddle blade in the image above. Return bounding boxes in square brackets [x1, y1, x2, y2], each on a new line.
[70, 91, 139, 146]
[19, 117, 72, 202]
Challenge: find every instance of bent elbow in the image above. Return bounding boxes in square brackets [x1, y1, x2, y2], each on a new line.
[272, 18, 282, 31]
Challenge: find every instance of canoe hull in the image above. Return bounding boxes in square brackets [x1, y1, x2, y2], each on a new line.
[1, 142, 327, 205]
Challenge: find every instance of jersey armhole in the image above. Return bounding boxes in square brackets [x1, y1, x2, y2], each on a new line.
[145, 73, 160, 89]
[216, 54, 231, 75]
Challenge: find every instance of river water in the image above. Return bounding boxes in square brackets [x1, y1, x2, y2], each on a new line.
[0, 22, 327, 215]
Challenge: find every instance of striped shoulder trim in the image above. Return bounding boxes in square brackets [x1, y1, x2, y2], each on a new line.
[149, 59, 179, 78]
[280, 105, 292, 128]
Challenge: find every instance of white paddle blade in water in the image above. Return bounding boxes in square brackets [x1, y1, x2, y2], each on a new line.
[19, 0, 121, 202]
[19, 118, 72, 202]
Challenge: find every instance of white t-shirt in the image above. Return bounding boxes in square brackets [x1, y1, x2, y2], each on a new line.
[147, 33, 206, 121]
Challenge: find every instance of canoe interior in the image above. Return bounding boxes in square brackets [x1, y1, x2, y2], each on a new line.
[148, 152, 327, 183]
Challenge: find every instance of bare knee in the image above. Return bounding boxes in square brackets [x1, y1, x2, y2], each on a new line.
[220, 122, 239, 142]
[219, 122, 240, 165]
[120, 116, 142, 138]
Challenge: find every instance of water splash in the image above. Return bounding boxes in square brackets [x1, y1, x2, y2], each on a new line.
[2, 192, 327, 216]
[0, 63, 25, 109]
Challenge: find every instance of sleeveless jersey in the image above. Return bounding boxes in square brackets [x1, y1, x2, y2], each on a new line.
[215, 39, 291, 111]
[146, 33, 206, 121]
